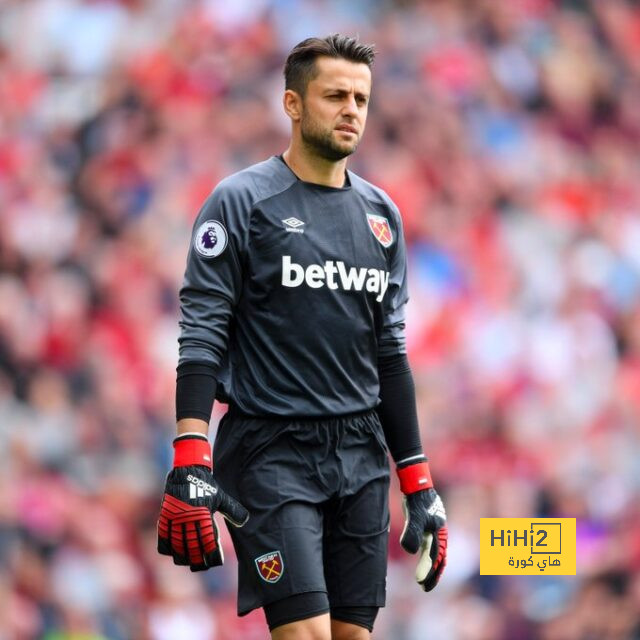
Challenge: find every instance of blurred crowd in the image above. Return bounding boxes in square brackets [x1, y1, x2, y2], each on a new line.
[2, 0, 640, 638]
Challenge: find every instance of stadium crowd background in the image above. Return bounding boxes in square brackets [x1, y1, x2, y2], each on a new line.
[1, 0, 640, 638]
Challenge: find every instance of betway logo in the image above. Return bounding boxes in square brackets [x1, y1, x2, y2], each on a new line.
[281, 256, 389, 302]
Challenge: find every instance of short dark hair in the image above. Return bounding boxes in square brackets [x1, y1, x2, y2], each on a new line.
[284, 34, 376, 96]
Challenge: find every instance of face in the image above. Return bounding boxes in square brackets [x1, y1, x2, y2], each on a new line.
[296, 57, 372, 161]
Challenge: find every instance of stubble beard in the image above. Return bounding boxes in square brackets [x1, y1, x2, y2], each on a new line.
[300, 108, 359, 162]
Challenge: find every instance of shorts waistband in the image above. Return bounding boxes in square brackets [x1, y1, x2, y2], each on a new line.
[226, 404, 378, 424]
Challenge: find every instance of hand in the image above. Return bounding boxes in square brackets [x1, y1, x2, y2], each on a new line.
[157, 433, 249, 572]
[397, 460, 447, 592]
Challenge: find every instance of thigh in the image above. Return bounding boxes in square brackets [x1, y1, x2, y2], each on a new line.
[226, 499, 329, 615]
[271, 613, 331, 640]
[214, 415, 331, 616]
[323, 411, 390, 609]
[265, 593, 330, 634]
[331, 618, 373, 639]
[323, 472, 390, 609]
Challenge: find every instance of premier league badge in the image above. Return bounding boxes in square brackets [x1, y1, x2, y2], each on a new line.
[366, 213, 393, 248]
[194, 220, 228, 258]
[255, 550, 284, 583]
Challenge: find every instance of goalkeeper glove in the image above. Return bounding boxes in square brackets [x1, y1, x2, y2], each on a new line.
[397, 457, 447, 591]
[157, 432, 249, 572]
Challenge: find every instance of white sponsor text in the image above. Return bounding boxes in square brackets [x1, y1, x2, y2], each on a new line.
[282, 256, 389, 302]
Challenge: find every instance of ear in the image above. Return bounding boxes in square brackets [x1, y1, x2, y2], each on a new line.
[283, 89, 303, 122]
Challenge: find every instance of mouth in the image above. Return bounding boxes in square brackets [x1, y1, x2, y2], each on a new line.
[335, 124, 358, 135]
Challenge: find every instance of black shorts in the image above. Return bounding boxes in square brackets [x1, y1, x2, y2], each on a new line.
[212, 408, 390, 617]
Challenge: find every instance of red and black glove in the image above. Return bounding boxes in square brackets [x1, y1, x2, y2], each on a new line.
[157, 433, 249, 572]
[397, 458, 447, 591]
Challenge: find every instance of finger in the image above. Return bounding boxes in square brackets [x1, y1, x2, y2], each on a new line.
[197, 517, 224, 568]
[185, 521, 205, 567]
[399, 497, 423, 554]
[193, 519, 208, 568]
[157, 535, 172, 556]
[169, 522, 190, 566]
[216, 489, 249, 527]
[415, 532, 434, 583]
[157, 512, 172, 556]
[189, 562, 209, 572]
[421, 527, 448, 592]
[186, 534, 222, 572]
[421, 561, 444, 592]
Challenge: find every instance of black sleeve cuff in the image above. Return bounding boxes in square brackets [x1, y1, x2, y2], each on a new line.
[175, 361, 218, 422]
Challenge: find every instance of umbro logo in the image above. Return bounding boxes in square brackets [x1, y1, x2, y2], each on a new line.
[282, 217, 305, 234]
[187, 474, 217, 499]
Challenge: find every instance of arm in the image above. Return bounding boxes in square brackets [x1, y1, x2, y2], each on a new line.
[158, 183, 251, 571]
[377, 352, 447, 592]
[177, 417, 209, 436]
[376, 207, 447, 592]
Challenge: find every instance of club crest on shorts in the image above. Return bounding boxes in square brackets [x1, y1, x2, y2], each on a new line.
[255, 550, 284, 583]
[194, 220, 228, 258]
[366, 213, 393, 248]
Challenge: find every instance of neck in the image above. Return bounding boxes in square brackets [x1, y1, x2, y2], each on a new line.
[282, 140, 348, 188]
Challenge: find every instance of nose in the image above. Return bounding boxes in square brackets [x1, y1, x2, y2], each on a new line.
[342, 95, 358, 118]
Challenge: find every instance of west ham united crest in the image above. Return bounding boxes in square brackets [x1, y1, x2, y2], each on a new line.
[255, 550, 284, 583]
[366, 213, 393, 248]
[194, 220, 228, 258]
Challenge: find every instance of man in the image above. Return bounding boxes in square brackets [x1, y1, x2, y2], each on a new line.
[158, 34, 447, 640]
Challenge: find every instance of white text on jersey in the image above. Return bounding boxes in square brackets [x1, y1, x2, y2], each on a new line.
[281, 256, 390, 302]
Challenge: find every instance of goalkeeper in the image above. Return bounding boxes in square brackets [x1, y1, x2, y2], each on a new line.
[158, 33, 447, 640]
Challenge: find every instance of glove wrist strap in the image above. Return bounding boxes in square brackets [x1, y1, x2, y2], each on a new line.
[173, 433, 212, 469]
[397, 461, 433, 494]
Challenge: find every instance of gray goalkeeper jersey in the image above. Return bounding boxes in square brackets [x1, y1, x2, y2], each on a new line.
[178, 155, 408, 417]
